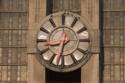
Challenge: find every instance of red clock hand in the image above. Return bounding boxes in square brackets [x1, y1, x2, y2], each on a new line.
[45, 33, 70, 46]
[64, 33, 70, 44]
[45, 40, 60, 46]
[44, 32, 70, 65]
[56, 39, 65, 65]
[56, 32, 69, 65]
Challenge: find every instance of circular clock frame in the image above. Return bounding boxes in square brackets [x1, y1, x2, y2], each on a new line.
[36, 12, 92, 72]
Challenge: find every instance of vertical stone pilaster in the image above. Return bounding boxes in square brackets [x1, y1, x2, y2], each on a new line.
[28, 0, 46, 83]
[81, 0, 99, 83]
[81, 54, 99, 83]
[81, 0, 99, 29]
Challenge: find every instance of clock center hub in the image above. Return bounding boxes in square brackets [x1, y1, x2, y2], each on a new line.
[49, 26, 79, 55]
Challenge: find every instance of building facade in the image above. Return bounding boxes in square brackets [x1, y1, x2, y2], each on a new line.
[0, 0, 125, 83]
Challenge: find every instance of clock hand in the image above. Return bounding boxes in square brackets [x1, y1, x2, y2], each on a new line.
[45, 40, 60, 46]
[56, 32, 68, 65]
[45, 33, 70, 46]
[64, 32, 70, 44]
[56, 39, 64, 65]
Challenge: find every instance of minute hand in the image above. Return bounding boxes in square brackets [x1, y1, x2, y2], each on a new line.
[56, 33, 67, 65]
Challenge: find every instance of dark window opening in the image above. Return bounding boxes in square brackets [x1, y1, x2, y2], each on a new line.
[46, 68, 81, 83]
[46, 0, 53, 15]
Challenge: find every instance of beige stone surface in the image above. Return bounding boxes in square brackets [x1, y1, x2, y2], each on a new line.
[27, 0, 99, 83]
[81, 0, 99, 53]
[81, 54, 99, 83]
[28, 0, 46, 83]
[81, 0, 99, 83]
[28, 54, 45, 83]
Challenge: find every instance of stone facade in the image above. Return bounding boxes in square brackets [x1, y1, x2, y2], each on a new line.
[28, 0, 99, 83]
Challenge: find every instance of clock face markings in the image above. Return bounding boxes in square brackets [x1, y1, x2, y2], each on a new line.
[73, 50, 84, 61]
[37, 39, 47, 42]
[40, 27, 50, 34]
[42, 21, 55, 32]
[49, 54, 56, 64]
[52, 55, 62, 65]
[77, 48, 86, 54]
[79, 38, 90, 42]
[40, 48, 49, 55]
[78, 42, 89, 52]
[78, 31, 89, 40]
[72, 20, 84, 32]
[38, 34, 47, 41]
[77, 27, 87, 34]
[65, 15, 74, 27]
[70, 53, 77, 63]
[42, 50, 53, 61]
[37, 42, 48, 51]
[61, 55, 64, 68]
[64, 55, 73, 66]
[49, 18, 56, 27]
[49, 27, 78, 56]
[62, 13, 65, 25]
[36, 12, 91, 72]
[71, 17, 78, 27]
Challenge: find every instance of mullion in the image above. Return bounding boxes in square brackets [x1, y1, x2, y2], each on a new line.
[118, 48, 121, 81]
[123, 48, 125, 81]
[112, 48, 115, 81]
[112, 33, 115, 81]
[109, 48, 112, 82]
[18, 0, 22, 11]
[0, 66, 1, 81]
[120, 48, 123, 81]
[120, 48, 125, 81]
[9, 0, 13, 10]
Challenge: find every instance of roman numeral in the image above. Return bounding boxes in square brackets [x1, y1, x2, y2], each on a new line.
[61, 56, 64, 68]
[49, 54, 56, 64]
[40, 27, 49, 34]
[77, 48, 86, 53]
[71, 54, 77, 63]
[71, 17, 78, 27]
[77, 27, 87, 34]
[37, 39, 47, 42]
[49, 18, 56, 27]
[40, 48, 49, 55]
[79, 38, 90, 42]
[62, 14, 65, 25]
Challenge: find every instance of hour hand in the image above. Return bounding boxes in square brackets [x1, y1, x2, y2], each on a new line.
[56, 32, 70, 64]
[45, 33, 70, 46]
[45, 40, 60, 46]
[64, 33, 70, 44]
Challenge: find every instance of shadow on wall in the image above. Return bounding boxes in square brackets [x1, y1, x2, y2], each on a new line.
[99, 0, 104, 83]
[46, 68, 81, 83]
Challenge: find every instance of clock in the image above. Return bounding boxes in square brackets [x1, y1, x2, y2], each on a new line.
[36, 12, 92, 72]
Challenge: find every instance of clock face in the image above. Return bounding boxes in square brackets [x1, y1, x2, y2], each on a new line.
[36, 12, 91, 72]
